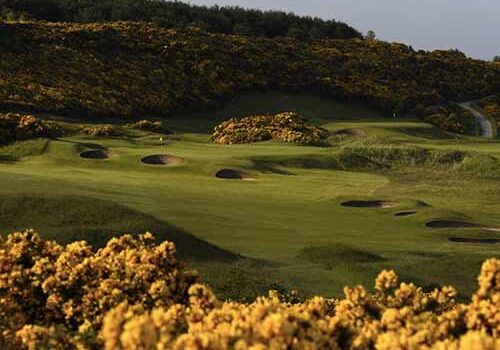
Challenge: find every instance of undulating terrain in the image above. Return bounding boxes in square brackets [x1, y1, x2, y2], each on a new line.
[0, 11, 499, 350]
[1, 91, 499, 300]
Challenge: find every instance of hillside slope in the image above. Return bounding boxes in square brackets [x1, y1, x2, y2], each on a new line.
[0, 21, 499, 120]
[0, 0, 361, 40]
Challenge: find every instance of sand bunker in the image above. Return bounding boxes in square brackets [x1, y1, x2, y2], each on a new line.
[215, 169, 253, 180]
[426, 221, 482, 229]
[141, 155, 184, 166]
[426, 220, 500, 232]
[341, 200, 399, 208]
[333, 128, 368, 138]
[395, 211, 417, 217]
[80, 150, 111, 159]
[448, 237, 500, 244]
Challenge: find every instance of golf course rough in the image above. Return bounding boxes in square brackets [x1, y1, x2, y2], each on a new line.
[1, 231, 498, 349]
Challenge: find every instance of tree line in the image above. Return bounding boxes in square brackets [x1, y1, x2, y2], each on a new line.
[0, 0, 361, 40]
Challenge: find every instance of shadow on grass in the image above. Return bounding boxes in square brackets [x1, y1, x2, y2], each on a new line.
[248, 155, 341, 174]
[297, 243, 385, 271]
[55, 138, 109, 150]
[398, 127, 455, 140]
[0, 155, 17, 163]
[0, 194, 240, 263]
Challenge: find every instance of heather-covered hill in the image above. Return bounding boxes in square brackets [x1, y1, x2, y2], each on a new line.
[0, 21, 498, 121]
[0, 0, 361, 40]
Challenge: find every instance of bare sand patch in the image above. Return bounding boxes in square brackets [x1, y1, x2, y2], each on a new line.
[333, 128, 368, 138]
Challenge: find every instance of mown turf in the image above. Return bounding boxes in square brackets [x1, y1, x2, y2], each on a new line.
[0, 92, 498, 299]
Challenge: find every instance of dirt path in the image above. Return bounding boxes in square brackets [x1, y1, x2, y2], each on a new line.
[459, 102, 497, 138]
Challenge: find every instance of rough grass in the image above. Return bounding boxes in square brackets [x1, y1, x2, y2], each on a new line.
[0, 138, 49, 160]
[338, 144, 466, 168]
[195, 260, 290, 302]
[249, 145, 500, 179]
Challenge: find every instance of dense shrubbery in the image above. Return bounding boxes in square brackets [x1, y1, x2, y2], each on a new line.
[0, 0, 360, 40]
[0, 230, 198, 348]
[0, 112, 59, 144]
[80, 124, 122, 137]
[478, 94, 500, 128]
[0, 230, 497, 349]
[420, 105, 478, 135]
[125, 119, 169, 134]
[0, 21, 498, 124]
[211, 112, 328, 145]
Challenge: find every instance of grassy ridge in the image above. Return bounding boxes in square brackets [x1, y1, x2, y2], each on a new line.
[0, 21, 498, 121]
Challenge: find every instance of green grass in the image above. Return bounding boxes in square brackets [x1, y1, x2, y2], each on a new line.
[297, 244, 385, 270]
[0, 92, 498, 300]
[0, 194, 238, 262]
[0, 138, 49, 160]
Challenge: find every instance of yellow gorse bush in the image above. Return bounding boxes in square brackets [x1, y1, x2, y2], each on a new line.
[0, 230, 198, 348]
[0, 230, 497, 349]
[80, 125, 122, 137]
[125, 120, 169, 134]
[0, 113, 57, 144]
[212, 112, 328, 145]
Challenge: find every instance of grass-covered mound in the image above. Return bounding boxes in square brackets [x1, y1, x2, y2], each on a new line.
[0, 113, 59, 144]
[0, 231, 497, 349]
[211, 112, 328, 145]
[338, 144, 467, 169]
[1, 21, 498, 123]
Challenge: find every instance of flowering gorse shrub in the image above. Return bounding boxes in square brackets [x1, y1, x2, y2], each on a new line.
[125, 120, 169, 134]
[212, 112, 328, 145]
[0, 230, 497, 349]
[0, 230, 198, 349]
[80, 125, 123, 137]
[0, 113, 58, 144]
